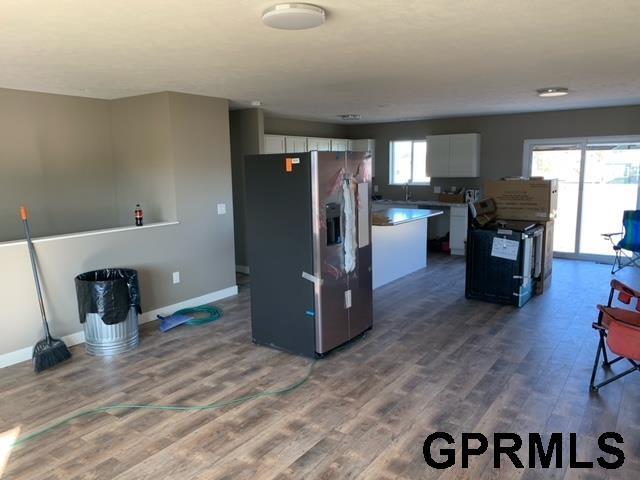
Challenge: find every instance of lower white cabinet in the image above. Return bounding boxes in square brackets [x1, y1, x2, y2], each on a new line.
[449, 205, 468, 256]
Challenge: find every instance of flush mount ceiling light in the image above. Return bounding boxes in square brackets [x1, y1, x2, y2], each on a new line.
[338, 114, 362, 120]
[536, 87, 569, 98]
[262, 3, 326, 30]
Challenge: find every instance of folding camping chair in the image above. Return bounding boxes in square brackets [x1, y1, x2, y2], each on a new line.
[590, 279, 640, 391]
[602, 210, 640, 274]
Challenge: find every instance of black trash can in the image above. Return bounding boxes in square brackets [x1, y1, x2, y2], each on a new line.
[74, 268, 142, 356]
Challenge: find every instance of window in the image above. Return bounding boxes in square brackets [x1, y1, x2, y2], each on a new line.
[389, 140, 429, 185]
[524, 136, 640, 259]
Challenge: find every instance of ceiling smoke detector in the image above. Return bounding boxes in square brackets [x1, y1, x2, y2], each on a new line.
[262, 3, 326, 30]
[338, 114, 362, 121]
[536, 87, 569, 98]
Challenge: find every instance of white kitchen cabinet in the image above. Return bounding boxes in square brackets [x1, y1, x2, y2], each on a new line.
[449, 134, 480, 177]
[425, 135, 450, 178]
[264, 134, 285, 154]
[425, 133, 480, 178]
[330, 138, 348, 151]
[349, 138, 376, 177]
[285, 136, 308, 153]
[307, 137, 332, 151]
[449, 205, 468, 256]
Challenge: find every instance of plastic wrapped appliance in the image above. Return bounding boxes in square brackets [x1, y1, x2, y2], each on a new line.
[244, 151, 373, 358]
[465, 220, 543, 307]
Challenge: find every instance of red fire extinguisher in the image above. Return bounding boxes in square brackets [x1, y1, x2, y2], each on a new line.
[135, 204, 143, 226]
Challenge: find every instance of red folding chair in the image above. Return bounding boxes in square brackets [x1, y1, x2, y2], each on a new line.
[590, 279, 640, 391]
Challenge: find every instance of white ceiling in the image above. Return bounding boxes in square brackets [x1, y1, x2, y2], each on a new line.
[2, 0, 640, 123]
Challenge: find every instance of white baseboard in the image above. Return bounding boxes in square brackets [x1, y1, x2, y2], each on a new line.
[235, 265, 250, 274]
[138, 285, 238, 323]
[0, 285, 238, 369]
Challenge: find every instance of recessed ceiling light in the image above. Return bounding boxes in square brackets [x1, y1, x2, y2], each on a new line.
[262, 3, 326, 30]
[338, 114, 362, 120]
[536, 87, 569, 98]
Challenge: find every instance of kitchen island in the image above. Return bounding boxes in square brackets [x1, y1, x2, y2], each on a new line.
[372, 207, 443, 289]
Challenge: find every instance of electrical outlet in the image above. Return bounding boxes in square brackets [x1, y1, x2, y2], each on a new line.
[217, 203, 226, 215]
[173, 272, 180, 284]
[433, 186, 441, 194]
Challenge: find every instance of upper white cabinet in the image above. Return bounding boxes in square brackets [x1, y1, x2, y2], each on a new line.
[426, 133, 480, 178]
[330, 138, 348, 152]
[264, 134, 285, 154]
[285, 136, 308, 153]
[307, 137, 332, 151]
[425, 135, 450, 178]
[349, 139, 376, 177]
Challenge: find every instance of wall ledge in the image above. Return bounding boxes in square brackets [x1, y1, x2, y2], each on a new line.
[0, 221, 180, 248]
[0, 284, 238, 369]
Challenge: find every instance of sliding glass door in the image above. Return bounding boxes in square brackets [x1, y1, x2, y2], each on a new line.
[525, 137, 640, 260]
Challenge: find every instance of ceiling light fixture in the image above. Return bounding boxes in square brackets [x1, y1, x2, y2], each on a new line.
[338, 114, 362, 121]
[262, 3, 326, 30]
[536, 87, 569, 98]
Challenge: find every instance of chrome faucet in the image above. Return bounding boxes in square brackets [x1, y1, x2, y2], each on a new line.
[404, 182, 412, 201]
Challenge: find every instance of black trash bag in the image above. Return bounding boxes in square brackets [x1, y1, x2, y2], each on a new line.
[75, 268, 142, 325]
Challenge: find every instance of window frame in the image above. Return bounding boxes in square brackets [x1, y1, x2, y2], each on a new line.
[388, 139, 430, 186]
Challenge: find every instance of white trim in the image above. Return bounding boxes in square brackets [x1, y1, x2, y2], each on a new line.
[235, 265, 250, 274]
[0, 330, 87, 369]
[0, 221, 180, 248]
[0, 285, 238, 369]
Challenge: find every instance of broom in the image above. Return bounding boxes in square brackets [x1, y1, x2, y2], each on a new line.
[21, 206, 71, 372]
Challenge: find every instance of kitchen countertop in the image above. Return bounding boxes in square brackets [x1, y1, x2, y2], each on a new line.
[373, 199, 467, 208]
[372, 207, 443, 226]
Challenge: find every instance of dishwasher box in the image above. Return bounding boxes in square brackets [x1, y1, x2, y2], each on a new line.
[466, 221, 544, 307]
[535, 220, 554, 294]
[485, 178, 558, 222]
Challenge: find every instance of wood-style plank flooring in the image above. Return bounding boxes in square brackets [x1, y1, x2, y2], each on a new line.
[1, 255, 640, 479]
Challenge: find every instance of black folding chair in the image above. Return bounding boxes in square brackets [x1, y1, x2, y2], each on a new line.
[603, 210, 640, 274]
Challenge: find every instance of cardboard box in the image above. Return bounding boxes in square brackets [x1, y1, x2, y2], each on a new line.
[536, 220, 554, 294]
[438, 192, 465, 203]
[485, 178, 558, 222]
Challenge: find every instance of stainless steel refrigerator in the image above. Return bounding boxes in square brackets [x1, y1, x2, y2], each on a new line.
[244, 151, 373, 358]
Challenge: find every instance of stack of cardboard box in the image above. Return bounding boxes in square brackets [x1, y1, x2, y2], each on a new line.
[485, 178, 558, 293]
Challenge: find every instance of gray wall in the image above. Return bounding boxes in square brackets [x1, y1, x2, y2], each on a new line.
[111, 93, 177, 225]
[0, 92, 236, 358]
[0, 88, 119, 242]
[347, 105, 640, 201]
[264, 114, 348, 138]
[230, 109, 264, 267]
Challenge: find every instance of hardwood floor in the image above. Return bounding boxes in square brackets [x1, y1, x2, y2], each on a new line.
[1, 255, 640, 479]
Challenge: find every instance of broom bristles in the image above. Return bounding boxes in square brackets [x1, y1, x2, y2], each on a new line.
[33, 337, 71, 373]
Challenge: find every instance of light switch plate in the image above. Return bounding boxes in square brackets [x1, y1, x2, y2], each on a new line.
[217, 203, 226, 215]
[433, 186, 441, 194]
[373, 185, 379, 193]
[172, 272, 180, 284]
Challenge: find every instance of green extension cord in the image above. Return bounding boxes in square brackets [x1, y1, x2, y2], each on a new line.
[176, 305, 223, 326]
[12, 360, 315, 448]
